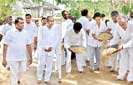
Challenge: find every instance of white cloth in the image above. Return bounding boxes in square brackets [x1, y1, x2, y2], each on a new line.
[8, 61, 26, 85]
[78, 16, 90, 31]
[2, 28, 31, 61]
[0, 23, 15, 36]
[61, 18, 73, 39]
[107, 21, 119, 46]
[24, 22, 37, 42]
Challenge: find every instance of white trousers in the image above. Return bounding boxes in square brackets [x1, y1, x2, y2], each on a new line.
[8, 61, 26, 85]
[127, 48, 133, 82]
[88, 46, 101, 70]
[37, 48, 46, 80]
[66, 49, 84, 73]
[118, 49, 129, 80]
[55, 45, 62, 79]
[37, 48, 54, 81]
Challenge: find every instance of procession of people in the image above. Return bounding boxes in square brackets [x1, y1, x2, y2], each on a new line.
[0, 9, 133, 85]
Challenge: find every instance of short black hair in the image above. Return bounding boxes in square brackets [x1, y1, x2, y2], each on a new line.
[62, 10, 68, 16]
[15, 17, 23, 24]
[41, 17, 46, 20]
[35, 20, 39, 23]
[73, 22, 82, 31]
[25, 14, 31, 18]
[8, 16, 12, 18]
[47, 16, 53, 21]
[111, 11, 119, 17]
[81, 9, 88, 16]
[101, 13, 105, 17]
[93, 12, 101, 19]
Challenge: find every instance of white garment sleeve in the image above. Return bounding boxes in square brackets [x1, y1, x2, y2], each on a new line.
[81, 29, 87, 48]
[123, 33, 133, 48]
[37, 27, 45, 48]
[2, 31, 11, 45]
[0, 26, 5, 36]
[109, 30, 120, 46]
[64, 31, 70, 49]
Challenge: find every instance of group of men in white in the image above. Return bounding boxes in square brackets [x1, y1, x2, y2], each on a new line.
[0, 9, 133, 85]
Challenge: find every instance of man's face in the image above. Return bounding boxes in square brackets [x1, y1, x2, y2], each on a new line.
[47, 18, 54, 27]
[41, 19, 47, 25]
[118, 19, 127, 30]
[95, 17, 101, 24]
[7, 17, 13, 25]
[16, 19, 24, 30]
[63, 11, 69, 19]
[112, 16, 117, 23]
[25, 16, 31, 23]
[74, 30, 80, 34]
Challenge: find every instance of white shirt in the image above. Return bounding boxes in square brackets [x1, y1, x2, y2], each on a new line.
[88, 20, 107, 47]
[78, 16, 90, 31]
[64, 28, 86, 49]
[112, 24, 131, 48]
[107, 20, 119, 46]
[37, 25, 58, 50]
[127, 19, 133, 33]
[0, 23, 15, 36]
[2, 28, 31, 61]
[61, 18, 73, 39]
[24, 22, 37, 42]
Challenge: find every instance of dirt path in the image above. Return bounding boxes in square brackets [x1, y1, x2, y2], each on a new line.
[0, 50, 132, 85]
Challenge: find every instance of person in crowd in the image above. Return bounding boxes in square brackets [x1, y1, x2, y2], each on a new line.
[2, 17, 32, 85]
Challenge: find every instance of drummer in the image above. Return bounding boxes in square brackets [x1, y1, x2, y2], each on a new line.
[64, 22, 86, 73]
[87, 12, 107, 72]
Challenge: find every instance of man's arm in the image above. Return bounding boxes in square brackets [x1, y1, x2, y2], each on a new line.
[2, 44, 8, 67]
[26, 45, 32, 65]
[0, 34, 3, 42]
[34, 36, 37, 51]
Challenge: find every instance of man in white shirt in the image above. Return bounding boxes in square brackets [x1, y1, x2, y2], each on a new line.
[64, 22, 86, 73]
[112, 15, 133, 82]
[37, 16, 59, 84]
[107, 11, 119, 72]
[61, 10, 73, 65]
[117, 13, 133, 83]
[24, 14, 37, 52]
[78, 9, 90, 63]
[88, 12, 107, 72]
[0, 16, 14, 41]
[2, 17, 32, 85]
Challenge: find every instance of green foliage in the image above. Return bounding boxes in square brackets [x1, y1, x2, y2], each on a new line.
[55, 0, 133, 18]
[122, 3, 133, 15]
[0, 0, 16, 24]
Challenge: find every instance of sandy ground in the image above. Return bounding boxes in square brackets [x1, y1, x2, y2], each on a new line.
[0, 49, 132, 85]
